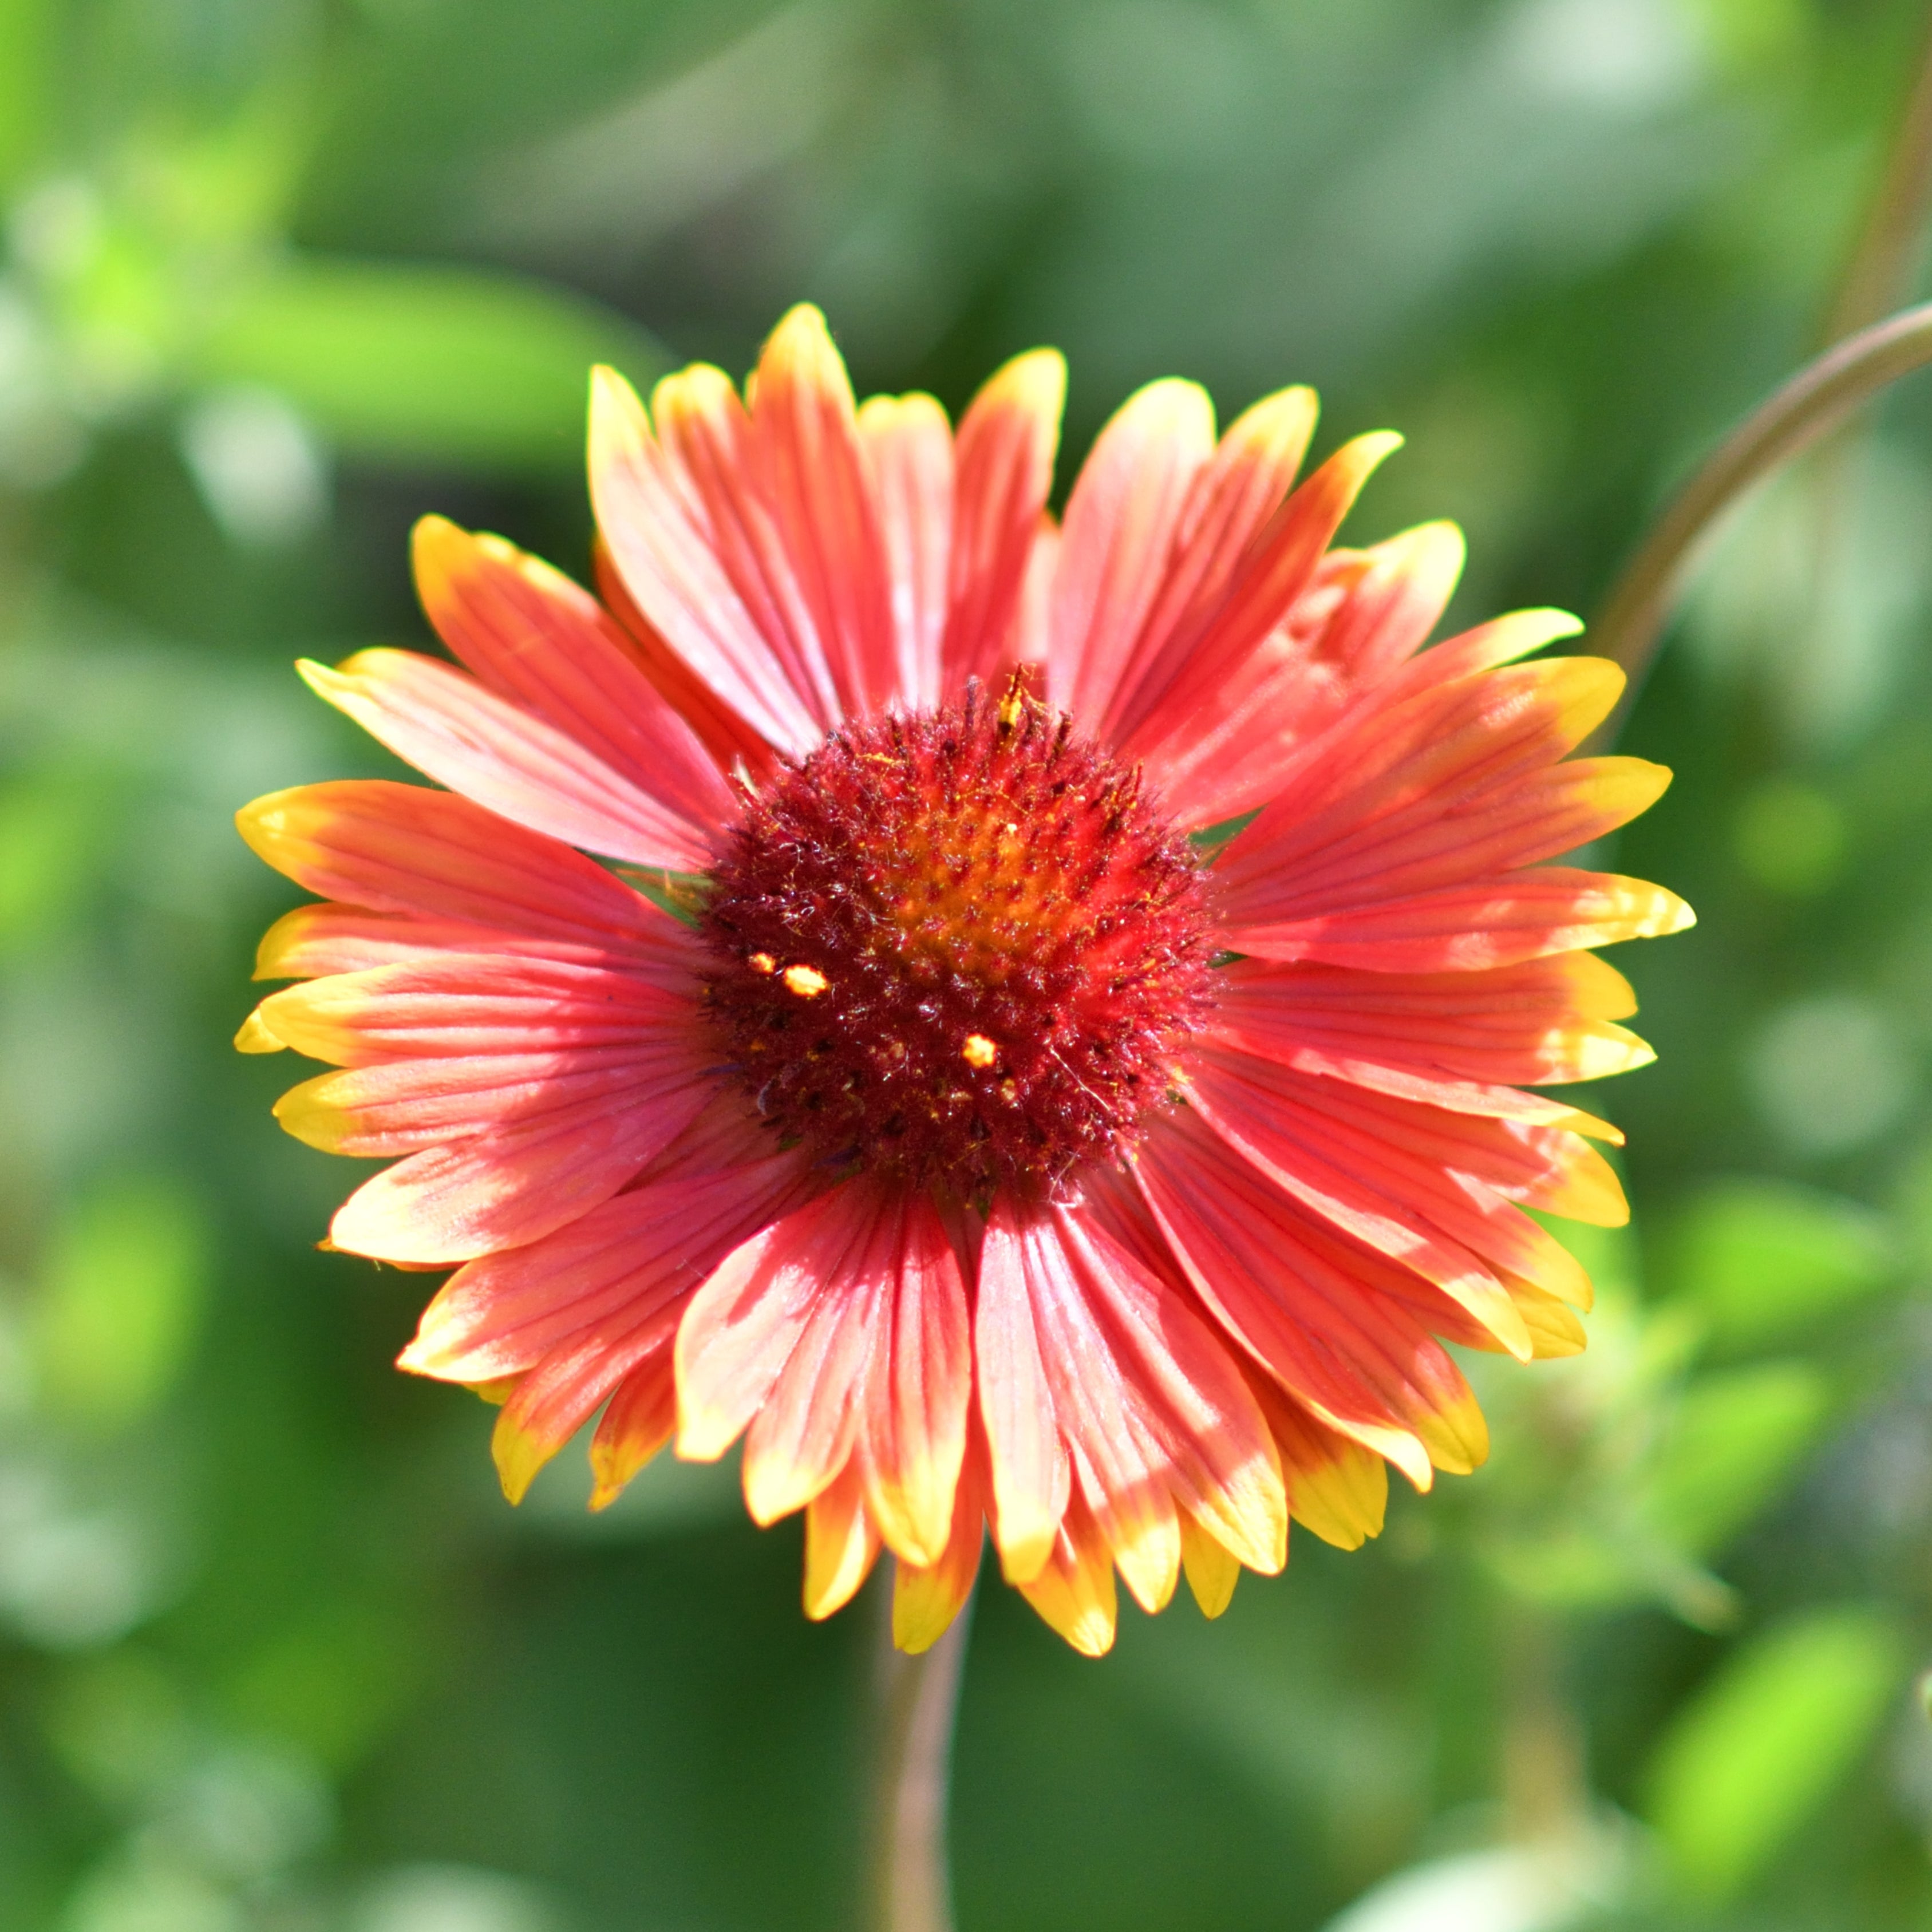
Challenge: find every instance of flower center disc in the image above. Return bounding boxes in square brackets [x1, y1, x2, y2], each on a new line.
[700, 685, 1215, 1198]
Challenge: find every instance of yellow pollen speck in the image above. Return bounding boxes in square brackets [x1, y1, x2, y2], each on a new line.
[749, 951, 778, 974]
[784, 964, 829, 997]
[962, 1034, 998, 1068]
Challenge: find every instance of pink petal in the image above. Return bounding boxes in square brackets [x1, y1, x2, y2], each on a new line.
[1134, 1108, 1491, 1485]
[329, 1053, 716, 1266]
[412, 516, 736, 837]
[589, 1360, 681, 1509]
[1104, 430, 1402, 749]
[858, 392, 954, 710]
[253, 955, 697, 1065]
[804, 1456, 882, 1619]
[398, 1103, 808, 1384]
[1043, 378, 1216, 725]
[749, 305, 900, 715]
[1219, 866, 1696, 971]
[1206, 953, 1654, 1089]
[1185, 1047, 1598, 1338]
[237, 781, 665, 955]
[974, 1204, 1070, 1585]
[588, 363, 825, 753]
[298, 649, 718, 872]
[1088, 385, 1319, 745]
[856, 1195, 972, 1567]
[1134, 521, 1463, 825]
[941, 348, 1066, 693]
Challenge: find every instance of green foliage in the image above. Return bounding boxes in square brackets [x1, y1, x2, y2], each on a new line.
[1661, 1179, 1895, 1349]
[198, 259, 667, 471]
[1643, 1607, 1909, 1901]
[1638, 1361, 1831, 1556]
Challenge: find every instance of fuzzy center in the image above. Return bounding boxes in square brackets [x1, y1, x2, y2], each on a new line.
[700, 685, 1215, 1198]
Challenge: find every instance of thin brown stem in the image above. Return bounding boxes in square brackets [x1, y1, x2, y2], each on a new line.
[868, 1587, 973, 1932]
[1820, 0, 1932, 347]
[1586, 302, 1932, 714]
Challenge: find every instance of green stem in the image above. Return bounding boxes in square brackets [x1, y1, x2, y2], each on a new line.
[868, 1586, 973, 1932]
[1587, 302, 1932, 704]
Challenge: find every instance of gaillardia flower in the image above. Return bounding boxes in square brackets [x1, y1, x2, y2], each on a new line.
[237, 306, 1689, 1655]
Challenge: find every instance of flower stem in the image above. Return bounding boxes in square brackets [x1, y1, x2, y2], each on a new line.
[1819, 1, 1932, 349]
[1587, 301, 1932, 709]
[868, 1585, 973, 1932]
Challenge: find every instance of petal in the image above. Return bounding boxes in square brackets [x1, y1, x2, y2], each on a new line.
[741, 1242, 885, 1526]
[329, 1057, 716, 1266]
[237, 781, 665, 957]
[649, 357, 845, 728]
[1207, 953, 1656, 1091]
[856, 1196, 973, 1567]
[1105, 430, 1402, 749]
[1215, 655, 1626, 904]
[254, 904, 618, 980]
[893, 1417, 989, 1653]
[274, 1053, 669, 1155]
[469, 1116, 811, 1502]
[974, 1206, 1070, 1586]
[1179, 1511, 1242, 1618]
[400, 1104, 808, 1384]
[593, 536, 778, 776]
[677, 1182, 968, 1564]
[982, 1196, 1286, 1612]
[299, 649, 717, 872]
[1137, 521, 1466, 825]
[1095, 384, 1321, 747]
[941, 348, 1066, 692]
[1135, 1108, 1490, 1486]
[588, 1360, 680, 1510]
[252, 955, 695, 1065]
[804, 1456, 883, 1620]
[588, 362, 824, 753]
[749, 305, 900, 715]
[1240, 1369, 1390, 1550]
[1220, 865, 1696, 971]
[1186, 1046, 1600, 1347]
[412, 516, 736, 837]
[1043, 377, 1216, 724]
[858, 391, 954, 710]
[1017, 1489, 1117, 1657]
[491, 1313, 679, 1507]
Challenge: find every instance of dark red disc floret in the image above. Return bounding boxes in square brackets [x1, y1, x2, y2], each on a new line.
[699, 683, 1216, 1200]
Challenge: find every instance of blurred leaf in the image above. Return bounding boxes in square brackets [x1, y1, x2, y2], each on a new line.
[34, 1176, 207, 1432]
[1660, 1179, 1894, 1347]
[196, 258, 665, 470]
[1638, 1361, 1831, 1555]
[1643, 1606, 1907, 1901]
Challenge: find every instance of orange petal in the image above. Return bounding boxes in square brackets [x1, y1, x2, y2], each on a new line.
[1017, 1490, 1117, 1657]
[804, 1456, 882, 1619]
[1179, 1511, 1243, 1619]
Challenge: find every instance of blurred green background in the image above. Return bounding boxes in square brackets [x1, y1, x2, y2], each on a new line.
[5, 0, 1932, 1927]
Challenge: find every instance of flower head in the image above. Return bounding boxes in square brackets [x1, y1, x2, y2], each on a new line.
[236, 305, 1690, 1654]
